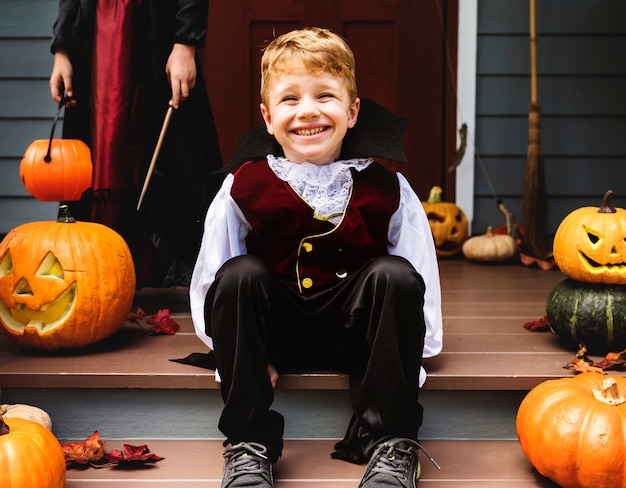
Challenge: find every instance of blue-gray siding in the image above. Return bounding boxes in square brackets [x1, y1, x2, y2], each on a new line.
[0, 1, 60, 232]
[473, 0, 626, 239]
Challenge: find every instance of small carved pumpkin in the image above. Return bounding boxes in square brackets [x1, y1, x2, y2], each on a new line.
[20, 139, 92, 202]
[553, 190, 626, 284]
[462, 226, 518, 262]
[0, 416, 66, 488]
[422, 186, 468, 257]
[0, 206, 135, 349]
[517, 373, 626, 488]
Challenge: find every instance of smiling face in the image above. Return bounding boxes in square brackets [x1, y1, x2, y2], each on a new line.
[260, 70, 360, 165]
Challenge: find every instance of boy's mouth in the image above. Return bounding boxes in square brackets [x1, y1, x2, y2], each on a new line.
[294, 127, 327, 136]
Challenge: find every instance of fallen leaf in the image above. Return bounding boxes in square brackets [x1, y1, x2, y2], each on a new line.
[127, 308, 146, 324]
[147, 309, 180, 335]
[104, 443, 164, 465]
[62, 431, 105, 465]
[564, 344, 626, 374]
[523, 315, 551, 332]
[565, 358, 606, 374]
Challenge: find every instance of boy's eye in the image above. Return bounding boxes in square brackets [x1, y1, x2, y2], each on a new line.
[319, 93, 334, 100]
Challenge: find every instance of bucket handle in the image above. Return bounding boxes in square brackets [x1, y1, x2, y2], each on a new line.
[44, 96, 74, 163]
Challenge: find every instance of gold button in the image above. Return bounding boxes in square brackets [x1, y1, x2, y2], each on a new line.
[336, 270, 348, 279]
[302, 242, 313, 252]
[301, 278, 313, 288]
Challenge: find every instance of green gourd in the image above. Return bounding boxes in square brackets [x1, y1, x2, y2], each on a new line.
[546, 278, 626, 354]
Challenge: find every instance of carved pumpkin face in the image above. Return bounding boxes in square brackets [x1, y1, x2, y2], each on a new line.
[422, 186, 468, 257]
[553, 190, 626, 284]
[0, 207, 135, 349]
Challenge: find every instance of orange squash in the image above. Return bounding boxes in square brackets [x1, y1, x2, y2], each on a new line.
[0, 417, 66, 488]
[517, 373, 626, 488]
[0, 205, 135, 349]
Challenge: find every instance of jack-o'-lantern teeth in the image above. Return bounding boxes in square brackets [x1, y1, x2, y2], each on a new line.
[0, 283, 76, 333]
[294, 127, 326, 136]
[579, 251, 626, 271]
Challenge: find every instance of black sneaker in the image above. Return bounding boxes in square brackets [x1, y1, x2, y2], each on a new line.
[358, 438, 438, 487]
[221, 442, 273, 488]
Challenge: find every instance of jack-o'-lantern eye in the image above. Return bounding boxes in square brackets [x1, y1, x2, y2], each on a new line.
[584, 226, 600, 245]
[0, 251, 12, 278]
[37, 252, 64, 279]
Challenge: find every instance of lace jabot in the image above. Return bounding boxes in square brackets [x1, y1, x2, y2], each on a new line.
[267, 155, 372, 225]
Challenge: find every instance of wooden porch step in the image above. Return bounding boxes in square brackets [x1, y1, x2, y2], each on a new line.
[0, 261, 581, 392]
[63, 439, 558, 487]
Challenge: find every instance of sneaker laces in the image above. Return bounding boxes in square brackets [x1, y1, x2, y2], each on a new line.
[371, 440, 441, 481]
[224, 442, 270, 478]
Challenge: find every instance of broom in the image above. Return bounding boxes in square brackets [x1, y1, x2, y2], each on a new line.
[522, 0, 550, 260]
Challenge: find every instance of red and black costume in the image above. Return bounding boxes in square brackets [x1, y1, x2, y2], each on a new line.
[51, 0, 223, 286]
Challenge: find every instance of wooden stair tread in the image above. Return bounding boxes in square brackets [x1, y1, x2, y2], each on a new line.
[63, 439, 558, 487]
[0, 260, 599, 391]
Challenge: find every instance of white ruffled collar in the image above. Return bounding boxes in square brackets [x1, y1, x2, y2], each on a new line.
[267, 154, 372, 225]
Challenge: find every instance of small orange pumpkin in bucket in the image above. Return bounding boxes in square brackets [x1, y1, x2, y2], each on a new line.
[20, 98, 92, 202]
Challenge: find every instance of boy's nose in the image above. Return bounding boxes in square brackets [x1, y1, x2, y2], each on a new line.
[297, 98, 320, 118]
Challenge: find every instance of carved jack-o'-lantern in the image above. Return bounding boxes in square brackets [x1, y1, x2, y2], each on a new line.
[0, 206, 135, 350]
[422, 186, 469, 257]
[553, 190, 626, 284]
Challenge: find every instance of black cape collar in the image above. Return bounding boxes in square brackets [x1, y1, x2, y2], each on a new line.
[219, 98, 408, 173]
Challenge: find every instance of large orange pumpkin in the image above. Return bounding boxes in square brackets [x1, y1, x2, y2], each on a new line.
[517, 372, 626, 488]
[0, 206, 135, 349]
[0, 416, 66, 488]
[553, 190, 626, 284]
[422, 186, 468, 257]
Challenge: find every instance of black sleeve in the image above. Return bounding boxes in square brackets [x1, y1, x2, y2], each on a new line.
[50, 0, 95, 54]
[175, 0, 209, 48]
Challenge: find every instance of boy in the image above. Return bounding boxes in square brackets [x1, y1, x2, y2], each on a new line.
[190, 27, 442, 488]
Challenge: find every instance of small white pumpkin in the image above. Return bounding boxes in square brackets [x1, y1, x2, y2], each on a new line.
[0, 403, 53, 430]
[462, 226, 518, 262]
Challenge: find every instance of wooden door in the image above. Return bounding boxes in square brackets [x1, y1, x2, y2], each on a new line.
[201, 0, 458, 200]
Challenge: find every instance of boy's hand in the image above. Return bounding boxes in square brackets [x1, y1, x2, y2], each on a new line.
[165, 43, 197, 109]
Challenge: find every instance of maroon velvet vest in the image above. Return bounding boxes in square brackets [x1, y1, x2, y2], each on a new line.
[230, 160, 400, 295]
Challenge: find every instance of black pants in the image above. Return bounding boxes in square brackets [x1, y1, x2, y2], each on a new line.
[204, 254, 427, 464]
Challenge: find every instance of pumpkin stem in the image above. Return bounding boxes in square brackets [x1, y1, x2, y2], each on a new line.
[592, 377, 626, 406]
[57, 204, 77, 223]
[598, 190, 616, 214]
[485, 226, 494, 237]
[0, 416, 9, 436]
[427, 186, 443, 203]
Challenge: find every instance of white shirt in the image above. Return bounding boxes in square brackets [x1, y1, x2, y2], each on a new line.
[190, 156, 443, 387]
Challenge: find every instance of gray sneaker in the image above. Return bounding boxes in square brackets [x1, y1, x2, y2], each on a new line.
[358, 438, 436, 487]
[221, 442, 273, 488]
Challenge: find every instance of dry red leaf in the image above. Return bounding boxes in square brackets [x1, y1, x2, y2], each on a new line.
[523, 315, 551, 332]
[104, 443, 164, 465]
[62, 431, 105, 465]
[147, 309, 180, 335]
